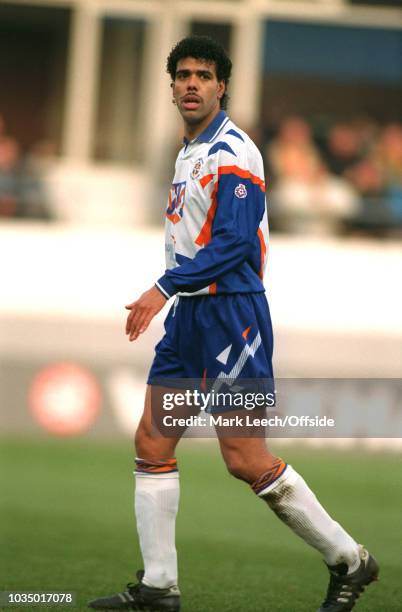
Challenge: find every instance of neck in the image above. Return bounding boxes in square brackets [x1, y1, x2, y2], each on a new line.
[184, 106, 222, 141]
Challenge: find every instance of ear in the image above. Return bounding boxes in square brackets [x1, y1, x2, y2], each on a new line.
[171, 81, 177, 103]
[217, 80, 225, 100]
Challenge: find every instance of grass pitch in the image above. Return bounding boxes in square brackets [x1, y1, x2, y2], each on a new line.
[1, 436, 401, 611]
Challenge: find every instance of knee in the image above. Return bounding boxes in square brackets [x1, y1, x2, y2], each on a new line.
[222, 446, 284, 485]
[134, 421, 178, 463]
[224, 451, 250, 482]
[134, 422, 155, 459]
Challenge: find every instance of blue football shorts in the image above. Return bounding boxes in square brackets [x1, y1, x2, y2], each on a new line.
[148, 292, 274, 385]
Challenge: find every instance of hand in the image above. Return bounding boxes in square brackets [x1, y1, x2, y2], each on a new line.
[125, 286, 167, 341]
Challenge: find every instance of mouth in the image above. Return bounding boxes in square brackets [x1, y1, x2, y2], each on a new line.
[181, 95, 201, 111]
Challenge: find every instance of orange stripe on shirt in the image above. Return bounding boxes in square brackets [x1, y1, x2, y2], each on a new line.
[199, 173, 215, 188]
[218, 165, 266, 192]
[257, 228, 267, 279]
[195, 167, 265, 291]
[196, 167, 265, 248]
[195, 181, 218, 246]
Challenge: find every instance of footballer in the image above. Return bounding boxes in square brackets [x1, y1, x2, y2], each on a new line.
[89, 36, 379, 611]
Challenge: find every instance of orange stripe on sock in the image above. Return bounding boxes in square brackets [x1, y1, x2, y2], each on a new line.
[135, 458, 178, 474]
[251, 458, 287, 494]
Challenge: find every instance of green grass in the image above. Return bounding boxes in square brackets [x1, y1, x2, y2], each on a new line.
[1, 436, 401, 611]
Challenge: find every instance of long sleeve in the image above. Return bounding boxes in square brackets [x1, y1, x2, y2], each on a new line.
[156, 159, 266, 297]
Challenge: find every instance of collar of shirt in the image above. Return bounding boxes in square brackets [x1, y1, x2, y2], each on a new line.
[183, 110, 229, 146]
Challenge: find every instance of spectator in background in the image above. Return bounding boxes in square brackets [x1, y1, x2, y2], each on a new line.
[343, 124, 402, 232]
[345, 158, 385, 207]
[351, 116, 378, 158]
[267, 116, 321, 181]
[0, 114, 51, 220]
[376, 124, 402, 186]
[267, 116, 360, 235]
[324, 123, 364, 176]
[377, 124, 402, 223]
[0, 135, 21, 217]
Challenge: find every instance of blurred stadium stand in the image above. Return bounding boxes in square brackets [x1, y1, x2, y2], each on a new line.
[0, 0, 401, 444]
[0, 0, 401, 229]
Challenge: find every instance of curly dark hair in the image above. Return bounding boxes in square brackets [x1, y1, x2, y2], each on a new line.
[166, 36, 232, 110]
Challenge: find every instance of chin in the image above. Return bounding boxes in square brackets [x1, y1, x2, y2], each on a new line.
[185, 116, 203, 126]
[182, 112, 207, 126]
[179, 106, 201, 120]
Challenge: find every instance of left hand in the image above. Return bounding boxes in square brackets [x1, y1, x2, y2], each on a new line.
[125, 286, 168, 341]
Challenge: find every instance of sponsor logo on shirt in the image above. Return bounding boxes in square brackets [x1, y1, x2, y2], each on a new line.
[166, 181, 186, 224]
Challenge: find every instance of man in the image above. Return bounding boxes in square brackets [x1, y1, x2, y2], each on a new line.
[89, 36, 378, 612]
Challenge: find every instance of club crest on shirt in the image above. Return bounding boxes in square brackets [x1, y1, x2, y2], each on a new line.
[166, 181, 186, 224]
[191, 158, 204, 179]
[234, 183, 247, 199]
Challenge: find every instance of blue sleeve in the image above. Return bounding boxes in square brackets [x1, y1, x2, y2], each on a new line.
[156, 170, 266, 296]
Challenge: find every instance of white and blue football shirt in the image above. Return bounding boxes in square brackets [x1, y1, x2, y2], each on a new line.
[156, 111, 269, 298]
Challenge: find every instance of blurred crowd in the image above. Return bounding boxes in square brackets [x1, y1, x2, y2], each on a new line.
[0, 114, 50, 220]
[1, 109, 402, 239]
[265, 117, 402, 237]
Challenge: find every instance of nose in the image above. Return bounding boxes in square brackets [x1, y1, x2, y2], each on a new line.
[186, 73, 198, 90]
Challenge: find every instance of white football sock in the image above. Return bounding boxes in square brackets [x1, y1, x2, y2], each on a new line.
[134, 472, 179, 588]
[260, 465, 360, 573]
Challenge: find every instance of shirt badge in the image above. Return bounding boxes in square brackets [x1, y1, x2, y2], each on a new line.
[191, 158, 204, 179]
[234, 183, 247, 199]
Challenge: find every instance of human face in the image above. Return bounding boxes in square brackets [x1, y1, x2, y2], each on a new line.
[172, 57, 225, 138]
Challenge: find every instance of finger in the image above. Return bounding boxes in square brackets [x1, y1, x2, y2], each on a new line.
[130, 307, 153, 340]
[131, 304, 147, 331]
[129, 327, 141, 341]
[126, 305, 137, 334]
[126, 313, 133, 335]
[139, 313, 154, 334]
[130, 310, 155, 341]
[129, 313, 146, 341]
